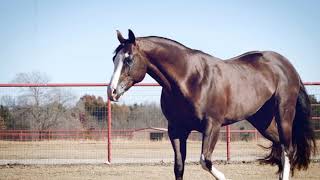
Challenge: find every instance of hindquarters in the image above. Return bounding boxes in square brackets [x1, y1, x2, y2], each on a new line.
[249, 82, 316, 176]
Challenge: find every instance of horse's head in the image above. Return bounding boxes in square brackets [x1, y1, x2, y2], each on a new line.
[108, 29, 148, 101]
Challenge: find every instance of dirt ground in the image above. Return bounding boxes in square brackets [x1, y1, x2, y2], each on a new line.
[1, 140, 319, 164]
[1, 162, 319, 180]
[0, 140, 286, 162]
[1, 140, 319, 179]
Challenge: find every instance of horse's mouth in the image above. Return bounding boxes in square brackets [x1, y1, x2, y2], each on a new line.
[109, 94, 121, 102]
[113, 93, 123, 102]
[108, 91, 125, 102]
[108, 87, 121, 102]
[109, 97, 119, 102]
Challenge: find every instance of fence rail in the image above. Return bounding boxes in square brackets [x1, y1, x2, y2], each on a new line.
[0, 82, 319, 164]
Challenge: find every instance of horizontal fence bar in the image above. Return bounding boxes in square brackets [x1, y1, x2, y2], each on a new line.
[0, 82, 319, 87]
[1, 129, 319, 133]
[1, 129, 319, 137]
[0, 83, 108, 87]
[0, 83, 160, 87]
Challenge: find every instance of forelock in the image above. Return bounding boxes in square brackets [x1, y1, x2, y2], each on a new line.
[113, 44, 124, 61]
[114, 44, 124, 54]
[112, 40, 133, 61]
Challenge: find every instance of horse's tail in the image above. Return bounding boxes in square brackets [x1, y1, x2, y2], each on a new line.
[291, 81, 316, 174]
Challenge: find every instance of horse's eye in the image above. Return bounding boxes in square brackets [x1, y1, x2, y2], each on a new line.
[124, 57, 133, 66]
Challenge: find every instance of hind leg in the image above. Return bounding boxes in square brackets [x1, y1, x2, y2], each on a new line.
[248, 115, 283, 167]
[248, 97, 284, 174]
[276, 103, 297, 180]
[275, 90, 299, 180]
[250, 114, 293, 180]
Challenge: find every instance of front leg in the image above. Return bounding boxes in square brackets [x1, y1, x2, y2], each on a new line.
[168, 126, 189, 180]
[200, 117, 226, 180]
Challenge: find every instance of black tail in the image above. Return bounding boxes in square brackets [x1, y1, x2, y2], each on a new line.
[260, 82, 317, 175]
[291, 82, 316, 173]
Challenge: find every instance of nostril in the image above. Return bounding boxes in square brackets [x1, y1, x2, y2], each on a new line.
[112, 89, 117, 95]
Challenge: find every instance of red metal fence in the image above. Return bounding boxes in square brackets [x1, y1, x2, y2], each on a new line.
[0, 82, 319, 164]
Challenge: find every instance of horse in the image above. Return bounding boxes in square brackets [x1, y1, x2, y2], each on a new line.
[107, 29, 316, 180]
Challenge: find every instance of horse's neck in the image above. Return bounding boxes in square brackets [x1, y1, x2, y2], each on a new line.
[138, 38, 189, 92]
[138, 38, 219, 97]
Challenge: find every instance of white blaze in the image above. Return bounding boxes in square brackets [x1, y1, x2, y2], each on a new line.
[110, 50, 124, 91]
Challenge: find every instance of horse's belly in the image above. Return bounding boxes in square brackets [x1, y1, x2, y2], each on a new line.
[225, 89, 274, 120]
[225, 103, 260, 121]
[160, 91, 202, 130]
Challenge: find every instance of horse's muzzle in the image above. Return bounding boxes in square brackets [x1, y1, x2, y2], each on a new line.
[107, 86, 119, 102]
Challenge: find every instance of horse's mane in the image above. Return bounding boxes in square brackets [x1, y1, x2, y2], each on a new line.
[139, 36, 190, 50]
[139, 36, 216, 59]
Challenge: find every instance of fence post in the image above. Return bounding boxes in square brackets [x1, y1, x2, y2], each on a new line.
[255, 129, 258, 142]
[19, 130, 22, 141]
[226, 125, 231, 162]
[107, 98, 112, 164]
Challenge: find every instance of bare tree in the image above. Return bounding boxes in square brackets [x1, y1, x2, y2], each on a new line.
[9, 72, 79, 130]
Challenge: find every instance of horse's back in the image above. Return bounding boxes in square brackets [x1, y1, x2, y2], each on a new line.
[225, 50, 300, 87]
[226, 50, 263, 61]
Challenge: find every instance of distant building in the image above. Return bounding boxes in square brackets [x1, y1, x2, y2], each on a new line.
[132, 127, 168, 141]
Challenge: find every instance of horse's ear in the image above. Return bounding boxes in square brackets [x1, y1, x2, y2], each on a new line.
[128, 29, 136, 44]
[117, 30, 126, 44]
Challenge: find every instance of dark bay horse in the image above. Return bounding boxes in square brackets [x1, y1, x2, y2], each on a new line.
[107, 30, 316, 180]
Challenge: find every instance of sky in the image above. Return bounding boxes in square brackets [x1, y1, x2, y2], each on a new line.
[0, 0, 320, 84]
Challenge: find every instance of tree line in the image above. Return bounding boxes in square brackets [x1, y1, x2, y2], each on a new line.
[0, 92, 167, 131]
[0, 71, 167, 131]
